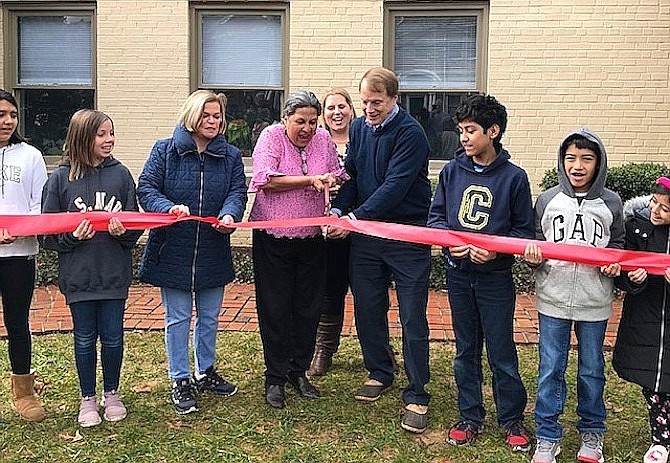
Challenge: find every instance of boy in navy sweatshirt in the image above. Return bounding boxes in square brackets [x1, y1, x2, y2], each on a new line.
[428, 94, 534, 452]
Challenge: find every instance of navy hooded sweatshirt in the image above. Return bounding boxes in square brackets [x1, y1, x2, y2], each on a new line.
[428, 146, 534, 272]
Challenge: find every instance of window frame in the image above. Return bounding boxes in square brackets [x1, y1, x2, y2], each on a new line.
[3, 1, 97, 97]
[190, 2, 289, 94]
[190, 2, 288, 167]
[384, 1, 488, 167]
[2, 1, 96, 164]
[384, 1, 489, 95]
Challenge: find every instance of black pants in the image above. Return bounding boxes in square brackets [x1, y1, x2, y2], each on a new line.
[253, 230, 326, 386]
[643, 387, 670, 446]
[321, 236, 350, 317]
[0, 256, 35, 374]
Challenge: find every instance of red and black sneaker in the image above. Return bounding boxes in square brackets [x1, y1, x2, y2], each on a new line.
[504, 421, 532, 452]
[447, 420, 484, 446]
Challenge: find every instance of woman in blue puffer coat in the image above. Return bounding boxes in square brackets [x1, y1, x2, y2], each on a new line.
[137, 90, 247, 415]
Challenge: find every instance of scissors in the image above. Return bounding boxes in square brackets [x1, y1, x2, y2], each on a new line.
[322, 187, 331, 238]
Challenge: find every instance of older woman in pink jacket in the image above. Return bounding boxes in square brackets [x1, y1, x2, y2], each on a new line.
[249, 90, 347, 409]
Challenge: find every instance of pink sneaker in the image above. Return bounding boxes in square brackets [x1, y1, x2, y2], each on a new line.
[78, 396, 101, 427]
[101, 391, 127, 422]
[645, 444, 669, 463]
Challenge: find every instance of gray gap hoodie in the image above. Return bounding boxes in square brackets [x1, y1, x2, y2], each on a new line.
[532, 128, 625, 321]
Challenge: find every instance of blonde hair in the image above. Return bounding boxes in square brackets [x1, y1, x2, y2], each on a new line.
[177, 90, 227, 136]
[360, 67, 399, 97]
[63, 109, 113, 181]
[321, 88, 356, 133]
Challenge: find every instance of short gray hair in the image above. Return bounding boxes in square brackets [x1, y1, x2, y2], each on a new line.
[281, 90, 322, 119]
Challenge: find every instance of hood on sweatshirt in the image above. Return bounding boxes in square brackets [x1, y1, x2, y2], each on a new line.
[557, 127, 608, 200]
[623, 195, 652, 221]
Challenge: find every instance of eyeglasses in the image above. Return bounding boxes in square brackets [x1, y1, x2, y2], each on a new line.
[298, 148, 308, 175]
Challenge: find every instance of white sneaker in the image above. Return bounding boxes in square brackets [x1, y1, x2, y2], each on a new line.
[645, 444, 669, 463]
[532, 439, 561, 463]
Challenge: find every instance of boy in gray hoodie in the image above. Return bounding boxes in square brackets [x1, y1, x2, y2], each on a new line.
[524, 128, 624, 463]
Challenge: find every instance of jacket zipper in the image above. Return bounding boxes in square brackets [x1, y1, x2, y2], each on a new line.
[654, 231, 670, 390]
[190, 154, 205, 292]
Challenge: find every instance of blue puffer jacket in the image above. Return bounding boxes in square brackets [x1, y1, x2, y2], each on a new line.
[137, 125, 247, 291]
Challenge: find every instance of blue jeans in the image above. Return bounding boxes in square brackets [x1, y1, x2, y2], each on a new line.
[446, 267, 527, 427]
[535, 313, 607, 441]
[161, 286, 224, 380]
[69, 299, 125, 397]
[350, 235, 431, 406]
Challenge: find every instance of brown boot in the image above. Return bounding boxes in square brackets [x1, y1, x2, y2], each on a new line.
[11, 373, 46, 422]
[307, 314, 344, 376]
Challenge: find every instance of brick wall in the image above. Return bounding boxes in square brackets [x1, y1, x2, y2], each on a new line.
[489, 0, 670, 191]
[288, 0, 382, 99]
[97, 0, 191, 176]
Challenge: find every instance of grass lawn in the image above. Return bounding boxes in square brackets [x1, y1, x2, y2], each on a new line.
[0, 332, 653, 462]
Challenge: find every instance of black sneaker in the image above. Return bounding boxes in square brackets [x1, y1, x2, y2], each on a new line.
[193, 366, 238, 397]
[171, 378, 198, 415]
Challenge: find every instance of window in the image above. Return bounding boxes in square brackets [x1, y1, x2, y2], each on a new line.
[3, 4, 95, 161]
[385, 3, 488, 160]
[193, 4, 287, 156]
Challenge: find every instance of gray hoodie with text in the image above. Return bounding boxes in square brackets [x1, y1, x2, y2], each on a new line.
[532, 128, 624, 321]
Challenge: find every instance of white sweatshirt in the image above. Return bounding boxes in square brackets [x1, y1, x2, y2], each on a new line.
[0, 142, 48, 257]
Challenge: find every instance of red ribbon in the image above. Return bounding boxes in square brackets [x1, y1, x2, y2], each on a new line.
[2, 212, 669, 275]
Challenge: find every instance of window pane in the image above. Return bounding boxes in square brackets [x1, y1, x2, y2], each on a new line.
[395, 15, 477, 90]
[400, 92, 470, 160]
[202, 15, 282, 87]
[18, 16, 93, 85]
[203, 89, 282, 157]
[19, 89, 94, 156]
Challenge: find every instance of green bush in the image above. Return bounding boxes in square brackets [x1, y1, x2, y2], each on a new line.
[539, 162, 669, 202]
[36, 244, 256, 287]
[38, 244, 534, 292]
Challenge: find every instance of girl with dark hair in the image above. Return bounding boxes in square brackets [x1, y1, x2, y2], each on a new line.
[613, 177, 670, 463]
[0, 89, 48, 422]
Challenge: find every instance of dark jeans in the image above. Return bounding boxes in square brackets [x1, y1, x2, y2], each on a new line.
[446, 266, 527, 427]
[0, 256, 35, 374]
[253, 230, 326, 386]
[322, 236, 350, 317]
[69, 299, 125, 397]
[350, 234, 431, 406]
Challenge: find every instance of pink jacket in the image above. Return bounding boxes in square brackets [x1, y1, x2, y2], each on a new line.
[249, 124, 346, 238]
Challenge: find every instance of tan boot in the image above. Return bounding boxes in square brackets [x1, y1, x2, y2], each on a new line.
[11, 373, 46, 422]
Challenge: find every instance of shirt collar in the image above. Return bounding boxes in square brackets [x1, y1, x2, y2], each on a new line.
[365, 104, 400, 132]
